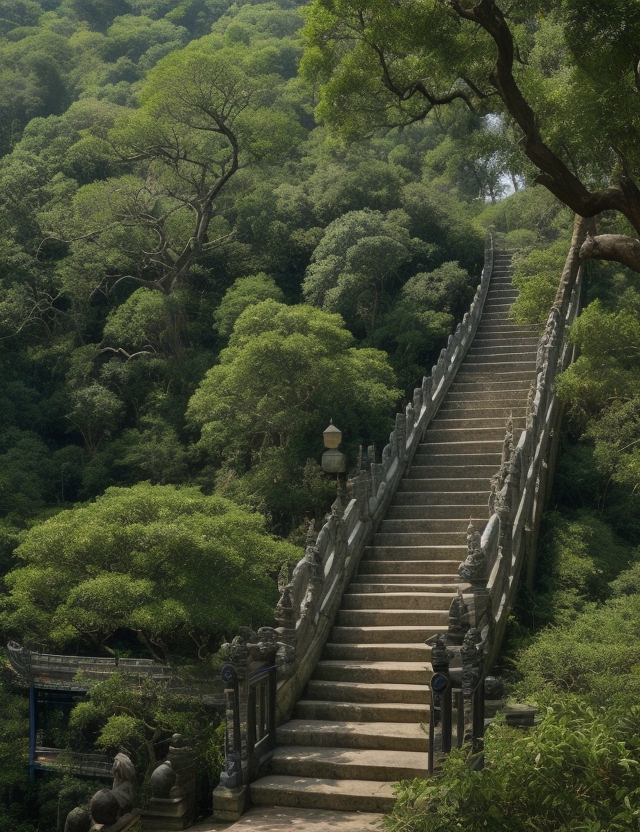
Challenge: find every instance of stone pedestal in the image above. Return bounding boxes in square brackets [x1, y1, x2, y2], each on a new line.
[141, 796, 193, 831]
[211, 784, 248, 822]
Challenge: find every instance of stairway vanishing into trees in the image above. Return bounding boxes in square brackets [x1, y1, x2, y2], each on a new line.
[249, 251, 539, 813]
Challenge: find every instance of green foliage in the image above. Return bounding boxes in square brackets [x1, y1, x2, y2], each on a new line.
[188, 300, 399, 529]
[0, 670, 32, 830]
[68, 673, 223, 781]
[532, 509, 637, 627]
[302, 208, 419, 336]
[510, 238, 571, 326]
[373, 261, 473, 390]
[2, 482, 299, 658]
[213, 272, 284, 337]
[388, 701, 640, 832]
[515, 594, 640, 710]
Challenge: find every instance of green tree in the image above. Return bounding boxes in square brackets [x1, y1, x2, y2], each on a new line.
[187, 300, 399, 530]
[303, 0, 640, 273]
[213, 272, 284, 337]
[57, 38, 304, 298]
[68, 674, 224, 784]
[1, 482, 299, 660]
[302, 208, 417, 335]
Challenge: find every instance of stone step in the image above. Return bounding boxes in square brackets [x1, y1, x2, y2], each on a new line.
[250, 774, 397, 813]
[276, 719, 429, 752]
[434, 405, 526, 419]
[352, 574, 458, 586]
[359, 557, 462, 573]
[417, 438, 504, 452]
[340, 592, 454, 611]
[385, 503, 491, 519]
[397, 476, 495, 492]
[364, 544, 466, 560]
[335, 608, 449, 627]
[294, 699, 430, 724]
[372, 531, 473, 546]
[473, 327, 538, 339]
[464, 351, 534, 364]
[412, 447, 503, 461]
[313, 660, 431, 685]
[379, 518, 486, 534]
[347, 581, 461, 596]
[446, 381, 531, 396]
[455, 371, 533, 384]
[305, 680, 431, 704]
[322, 642, 430, 662]
[445, 387, 531, 401]
[423, 427, 507, 443]
[483, 296, 518, 306]
[456, 364, 536, 381]
[270, 747, 428, 782]
[392, 489, 489, 505]
[330, 625, 441, 644]
[467, 336, 534, 349]
[426, 416, 524, 431]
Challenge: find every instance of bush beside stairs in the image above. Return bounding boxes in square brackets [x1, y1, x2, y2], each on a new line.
[249, 251, 539, 814]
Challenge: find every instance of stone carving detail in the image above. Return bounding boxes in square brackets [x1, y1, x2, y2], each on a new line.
[63, 808, 91, 832]
[63, 752, 138, 831]
[111, 751, 135, 814]
[430, 635, 453, 673]
[150, 761, 177, 798]
[413, 387, 422, 420]
[458, 522, 488, 586]
[447, 589, 470, 644]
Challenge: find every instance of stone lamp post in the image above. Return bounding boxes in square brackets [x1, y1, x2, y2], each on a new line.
[321, 420, 347, 512]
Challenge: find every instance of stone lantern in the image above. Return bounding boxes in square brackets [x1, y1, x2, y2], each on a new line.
[321, 420, 346, 474]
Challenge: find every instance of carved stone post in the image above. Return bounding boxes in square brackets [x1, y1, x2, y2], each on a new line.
[394, 412, 406, 463]
[413, 387, 423, 422]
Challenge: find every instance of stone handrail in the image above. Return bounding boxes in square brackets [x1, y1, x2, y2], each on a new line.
[455, 217, 592, 669]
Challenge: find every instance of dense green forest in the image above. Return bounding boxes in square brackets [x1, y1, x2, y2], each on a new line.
[1, 0, 640, 829]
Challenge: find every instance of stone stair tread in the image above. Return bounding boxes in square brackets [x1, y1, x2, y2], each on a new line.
[316, 660, 430, 671]
[249, 775, 397, 812]
[270, 746, 428, 780]
[277, 719, 427, 744]
[307, 680, 430, 694]
[295, 699, 430, 714]
[330, 626, 440, 641]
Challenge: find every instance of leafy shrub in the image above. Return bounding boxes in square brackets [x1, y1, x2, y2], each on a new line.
[387, 701, 640, 832]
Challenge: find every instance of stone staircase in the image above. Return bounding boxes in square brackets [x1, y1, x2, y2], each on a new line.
[249, 251, 539, 814]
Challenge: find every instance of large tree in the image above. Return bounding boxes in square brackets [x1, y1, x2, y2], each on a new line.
[1, 482, 299, 661]
[302, 0, 640, 272]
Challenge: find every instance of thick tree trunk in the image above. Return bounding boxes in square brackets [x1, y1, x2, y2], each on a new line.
[579, 234, 640, 273]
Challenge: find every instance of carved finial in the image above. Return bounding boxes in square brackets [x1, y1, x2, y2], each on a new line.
[459, 531, 488, 586]
[305, 519, 317, 548]
[430, 634, 453, 673]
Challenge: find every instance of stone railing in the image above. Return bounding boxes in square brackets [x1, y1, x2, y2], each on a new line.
[449, 217, 592, 670]
[213, 237, 494, 816]
[6, 640, 172, 687]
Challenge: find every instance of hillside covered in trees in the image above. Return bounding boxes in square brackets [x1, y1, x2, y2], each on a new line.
[1, 0, 640, 829]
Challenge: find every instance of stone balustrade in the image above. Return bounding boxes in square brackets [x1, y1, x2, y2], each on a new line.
[455, 218, 592, 667]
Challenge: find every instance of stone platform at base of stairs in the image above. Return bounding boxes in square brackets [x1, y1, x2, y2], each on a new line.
[169, 807, 383, 832]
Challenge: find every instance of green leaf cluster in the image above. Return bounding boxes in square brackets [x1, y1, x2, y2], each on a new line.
[1, 482, 299, 658]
